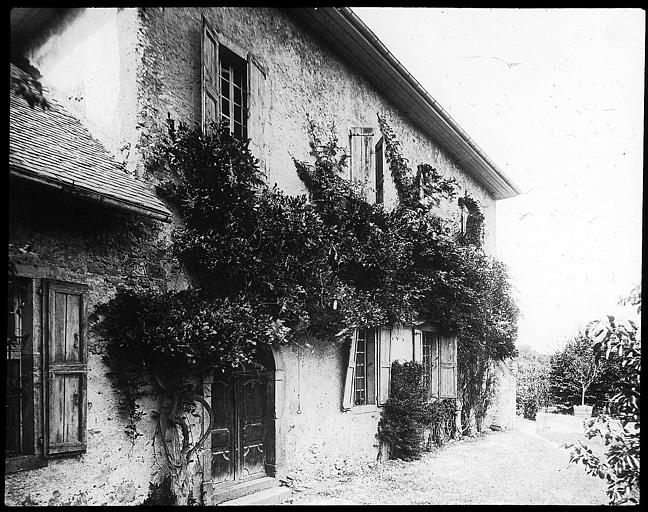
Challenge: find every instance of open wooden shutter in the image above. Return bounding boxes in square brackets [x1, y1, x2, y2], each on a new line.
[439, 335, 457, 398]
[202, 16, 220, 132]
[342, 331, 358, 410]
[375, 137, 385, 204]
[413, 328, 423, 363]
[247, 54, 269, 172]
[44, 280, 88, 456]
[377, 326, 392, 406]
[349, 127, 374, 198]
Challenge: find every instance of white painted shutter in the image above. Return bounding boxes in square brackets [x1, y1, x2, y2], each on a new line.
[413, 328, 423, 363]
[439, 335, 458, 398]
[247, 54, 269, 172]
[377, 327, 392, 405]
[342, 331, 358, 410]
[349, 127, 375, 199]
[201, 16, 220, 132]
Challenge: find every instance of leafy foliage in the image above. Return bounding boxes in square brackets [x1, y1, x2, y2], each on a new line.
[549, 331, 625, 411]
[92, 115, 520, 500]
[563, 288, 641, 505]
[513, 347, 551, 420]
[377, 361, 456, 460]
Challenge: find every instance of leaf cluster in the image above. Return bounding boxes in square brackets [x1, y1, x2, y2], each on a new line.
[564, 290, 640, 505]
[377, 361, 456, 459]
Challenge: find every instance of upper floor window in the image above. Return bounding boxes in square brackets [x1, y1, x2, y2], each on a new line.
[219, 47, 248, 141]
[202, 17, 249, 141]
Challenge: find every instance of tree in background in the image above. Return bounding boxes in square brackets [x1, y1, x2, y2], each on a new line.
[549, 331, 626, 413]
[564, 284, 640, 505]
[549, 332, 605, 408]
[512, 345, 551, 420]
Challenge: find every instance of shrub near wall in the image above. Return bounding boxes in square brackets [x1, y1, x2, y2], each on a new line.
[377, 361, 456, 460]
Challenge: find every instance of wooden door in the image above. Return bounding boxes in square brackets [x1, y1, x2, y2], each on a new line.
[211, 369, 268, 484]
[236, 372, 267, 480]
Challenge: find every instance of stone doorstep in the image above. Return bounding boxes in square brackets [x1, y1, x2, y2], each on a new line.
[212, 476, 279, 504]
[218, 486, 292, 506]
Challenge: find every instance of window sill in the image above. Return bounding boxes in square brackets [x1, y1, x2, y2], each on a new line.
[350, 404, 381, 415]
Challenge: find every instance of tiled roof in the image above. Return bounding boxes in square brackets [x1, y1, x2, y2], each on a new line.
[9, 63, 171, 222]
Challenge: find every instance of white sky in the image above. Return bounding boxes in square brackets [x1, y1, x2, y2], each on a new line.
[353, 8, 644, 354]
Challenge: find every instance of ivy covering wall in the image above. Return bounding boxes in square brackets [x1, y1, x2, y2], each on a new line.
[91, 115, 519, 502]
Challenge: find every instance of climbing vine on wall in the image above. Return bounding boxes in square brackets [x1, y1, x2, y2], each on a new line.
[91, 115, 518, 502]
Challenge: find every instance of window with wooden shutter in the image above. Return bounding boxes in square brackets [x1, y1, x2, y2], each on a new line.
[342, 331, 358, 410]
[349, 127, 375, 199]
[377, 327, 392, 406]
[44, 280, 88, 456]
[439, 335, 457, 399]
[375, 137, 385, 204]
[201, 17, 220, 132]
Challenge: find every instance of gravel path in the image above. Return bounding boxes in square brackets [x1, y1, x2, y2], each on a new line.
[281, 417, 609, 505]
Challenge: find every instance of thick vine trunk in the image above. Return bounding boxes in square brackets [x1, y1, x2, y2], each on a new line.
[156, 390, 214, 505]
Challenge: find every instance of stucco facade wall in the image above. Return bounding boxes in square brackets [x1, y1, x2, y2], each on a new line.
[25, 7, 497, 254]
[134, 7, 497, 254]
[5, 182, 183, 506]
[484, 359, 517, 431]
[25, 8, 143, 176]
[13, 6, 504, 498]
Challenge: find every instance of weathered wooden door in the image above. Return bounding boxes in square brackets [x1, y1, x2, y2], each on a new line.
[211, 368, 268, 485]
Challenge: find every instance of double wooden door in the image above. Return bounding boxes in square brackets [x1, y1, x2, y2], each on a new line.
[211, 369, 268, 484]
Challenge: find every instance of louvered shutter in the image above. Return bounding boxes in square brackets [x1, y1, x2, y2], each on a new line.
[44, 280, 88, 456]
[413, 328, 423, 363]
[377, 327, 392, 405]
[202, 16, 220, 132]
[247, 54, 269, 173]
[342, 331, 358, 411]
[349, 127, 375, 199]
[439, 335, 457, 398]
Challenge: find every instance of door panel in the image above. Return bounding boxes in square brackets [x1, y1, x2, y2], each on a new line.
[211, 377, 234, 484]
[212, 370, 268, 484]
[239, 374, 266, 479]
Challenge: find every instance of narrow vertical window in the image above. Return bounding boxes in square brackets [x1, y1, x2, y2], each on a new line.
[354, 330, 367, 405]
[375, 137, 384, 204]
[6, 278, 34, 458]
[220, 48, 248, 141]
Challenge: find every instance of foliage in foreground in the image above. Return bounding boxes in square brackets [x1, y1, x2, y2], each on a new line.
[563, 286, 640, 505]
[377, 361, 456, 460]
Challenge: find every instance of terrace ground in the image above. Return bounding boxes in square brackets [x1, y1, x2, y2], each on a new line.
[280, 416, 610, 505]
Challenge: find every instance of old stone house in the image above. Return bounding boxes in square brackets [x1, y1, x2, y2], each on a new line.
[7, 7, 520, 505]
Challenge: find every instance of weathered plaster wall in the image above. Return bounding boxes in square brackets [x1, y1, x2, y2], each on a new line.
[25, 8, 142, 175]
[135, 7, 498, 254]
[5, 181, 184, 506]
[484, 359, 517, 431]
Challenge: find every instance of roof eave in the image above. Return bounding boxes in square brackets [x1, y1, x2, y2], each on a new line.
[289, 7, 522, 201]
[10, 165, 172, 223]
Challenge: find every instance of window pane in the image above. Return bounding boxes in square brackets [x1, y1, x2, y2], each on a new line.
[233, 122, 242, 140]
[233, 86, 241, 105]
[234, 105, 242, 124]
[221, 67, 230, 81]
[222, 97, 230, 118]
